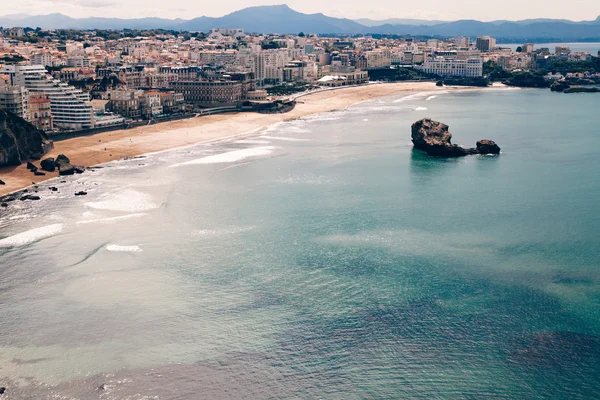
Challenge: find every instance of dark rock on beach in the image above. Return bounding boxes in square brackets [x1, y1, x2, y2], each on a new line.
[40, 157, 56, 172]
[75, 191, 87, 196]
[49, 186, 58, 192]
[411, 118, 500, 157]
[0, 180, 5, 185]
[34, 171, 46, 176]
[26, 161, 38, 171]
[54, 154, 70, 168]
[1, 203, 7, 207]
[74, 165, 85, 174]
[0, 386, 5, 394]
[20, 194, 40, 201]
[59, 163, 75, 176]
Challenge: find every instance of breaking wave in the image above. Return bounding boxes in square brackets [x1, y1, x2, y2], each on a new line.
[0, 224, 64, 248]
[85, 190, 157, 212]
[171, 146, 276, 166]
[106, 244, 142, 252]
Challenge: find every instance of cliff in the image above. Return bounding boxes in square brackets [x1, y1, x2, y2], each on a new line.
[0, 109, 54, 167]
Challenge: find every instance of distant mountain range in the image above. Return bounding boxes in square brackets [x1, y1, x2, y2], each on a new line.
[1, 5, 600, 41]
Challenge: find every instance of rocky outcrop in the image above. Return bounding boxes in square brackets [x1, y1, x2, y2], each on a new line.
[411, 118, 500, 157]
[0, 109, 54, 167]
[476, 140, 501, 155]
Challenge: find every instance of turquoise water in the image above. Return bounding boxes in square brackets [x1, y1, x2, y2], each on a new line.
[0, 88, 599, 398]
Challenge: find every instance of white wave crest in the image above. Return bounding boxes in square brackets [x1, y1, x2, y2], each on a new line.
[426, 95, 437, 101]
[77, 213, 148, 224]
[85, 190, 157, 212]
[106, 244, 142, 252]
[192, 226, 255, 236]
[235, 139, 271, 144]
[259, 136, 308, 142]
[414, 106, 428, 111]
[171, 146, 276, 166]
[0, 224, 63, 248]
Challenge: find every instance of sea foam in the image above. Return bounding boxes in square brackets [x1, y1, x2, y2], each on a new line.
[414, 107, 428, 111]
[77, 213, 148, 224]
[0, 224, 64, 248]
[171, 146, 275, 166]
[85, 190, 157, 212]
[106, 244, 142, 252]
[259, 136, 308, 142]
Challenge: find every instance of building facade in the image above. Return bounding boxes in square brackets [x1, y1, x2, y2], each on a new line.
[417, 57, 483, 78]
[170, 80, 243, 107]
[1, 65, 94, 130]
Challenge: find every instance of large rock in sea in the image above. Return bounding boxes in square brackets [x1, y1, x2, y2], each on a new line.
[411, 118, 500, 157]
[476, 140, 501, 155]
[0, 109, 54, 167]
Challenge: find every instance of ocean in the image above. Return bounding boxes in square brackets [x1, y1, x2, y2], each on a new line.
[0, 88, 599, 399]
[502, 42, 600, 54]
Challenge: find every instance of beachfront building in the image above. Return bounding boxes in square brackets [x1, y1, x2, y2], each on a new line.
[417, 57, 483, 77]
[29, 94, 53, 131]
[107, 89, 141, 120]
[1, 65, 95, 130]
[170, 80, 243, 107]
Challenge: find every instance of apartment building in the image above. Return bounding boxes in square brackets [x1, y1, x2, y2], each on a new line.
[29, 94, 53, 131]
[0, 76, 30, 121]
[30, 53, 54, 67]
[365, 50, 392, 69]
[1, 65, 94, 130]
[476, 36, 496, 52]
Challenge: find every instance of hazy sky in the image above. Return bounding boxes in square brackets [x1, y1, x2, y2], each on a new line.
[3, 0, 599, 21]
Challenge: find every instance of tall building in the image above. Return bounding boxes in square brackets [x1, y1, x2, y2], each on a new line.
[0, 74, 30, 121]
[475, 36, 496, 52]
[454, 36, 471, 47]
[1, 65, 94, 130]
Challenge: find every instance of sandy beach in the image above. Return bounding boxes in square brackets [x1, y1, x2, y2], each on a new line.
[0, 81, 449, 196]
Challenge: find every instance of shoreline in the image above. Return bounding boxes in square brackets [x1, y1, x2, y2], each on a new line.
[0, 82, 500, 196]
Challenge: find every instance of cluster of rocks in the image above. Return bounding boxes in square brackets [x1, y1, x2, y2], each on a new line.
[0, 154, 92, 208]
[27, 154, 85, 176]
[411, 118, 501, 157]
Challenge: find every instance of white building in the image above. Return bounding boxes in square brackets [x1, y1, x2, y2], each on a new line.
[1, 65, 94, 130]
[417, 57, 483, 78]
[0, 76, 30, 121]
[365, 50, 392, 69]
[30, 53, 54, 67]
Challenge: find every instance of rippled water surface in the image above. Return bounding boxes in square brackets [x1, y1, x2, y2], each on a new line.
[0, 89, 599, 399]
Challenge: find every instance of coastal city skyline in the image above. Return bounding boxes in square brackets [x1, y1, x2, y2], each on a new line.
[1, 1, 599, 22]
